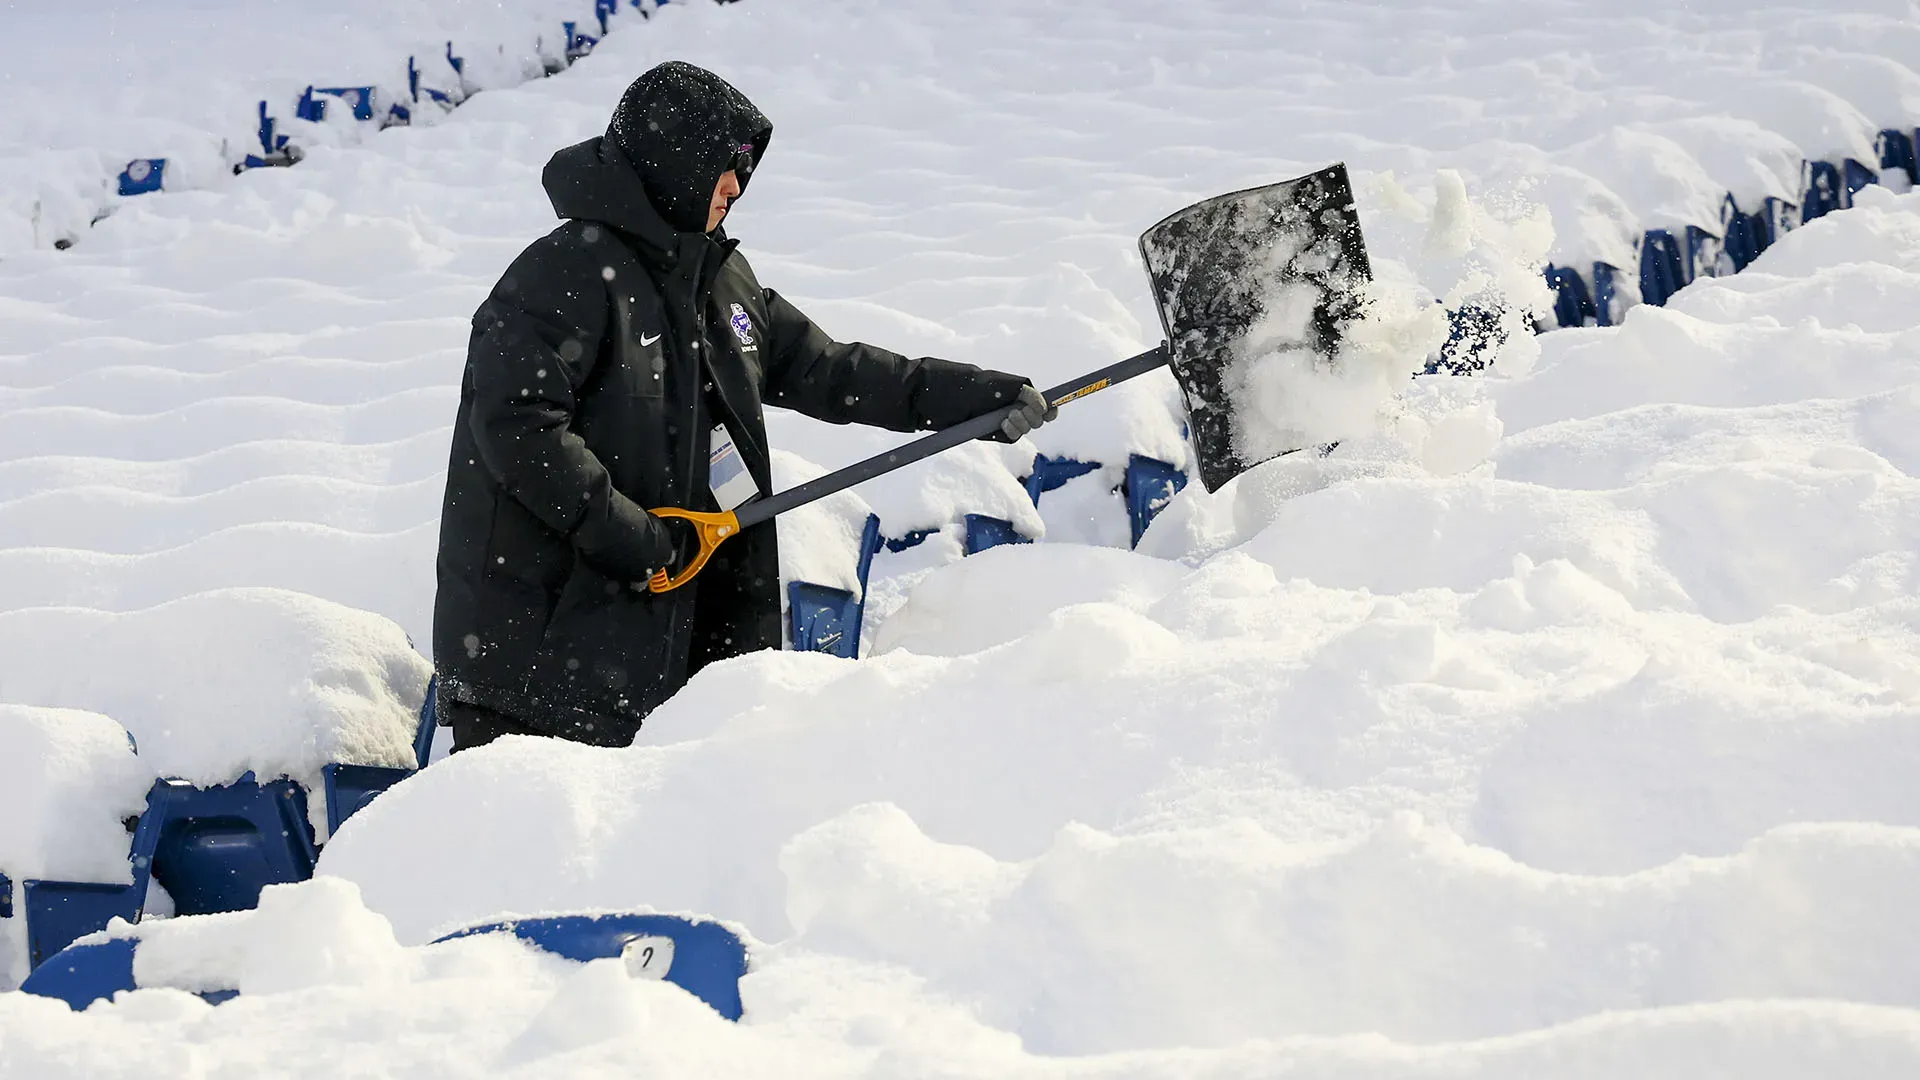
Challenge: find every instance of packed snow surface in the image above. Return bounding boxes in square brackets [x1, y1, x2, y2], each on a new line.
[3, 0, 1920, 1075]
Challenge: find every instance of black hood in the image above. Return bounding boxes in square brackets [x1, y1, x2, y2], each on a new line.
[603, 61, 772, 235]
[542, 136, 685, 255]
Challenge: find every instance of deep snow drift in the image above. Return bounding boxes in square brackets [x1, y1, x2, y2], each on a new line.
[3, 0, 1920, 1075]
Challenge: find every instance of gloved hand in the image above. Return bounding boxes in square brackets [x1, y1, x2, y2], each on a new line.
[997, 384, 1057, 442]
[573, 492, 675, 585]
[655, 515, 702, 578]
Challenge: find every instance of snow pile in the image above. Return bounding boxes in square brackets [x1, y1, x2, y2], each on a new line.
[0, 588, 429, 790]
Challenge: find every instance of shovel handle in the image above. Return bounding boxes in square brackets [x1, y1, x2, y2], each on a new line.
[643, 344, 1172, 591]
[645, 508, 741, 593]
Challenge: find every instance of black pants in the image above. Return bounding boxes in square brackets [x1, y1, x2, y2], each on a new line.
[440, 696, 545, 753]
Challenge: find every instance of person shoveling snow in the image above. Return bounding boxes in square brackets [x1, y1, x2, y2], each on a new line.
[432, 61, 1055, 751]
[435, 63, 1388, 755]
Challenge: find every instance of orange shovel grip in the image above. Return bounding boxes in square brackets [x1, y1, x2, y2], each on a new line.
[646, 508, 741, 593]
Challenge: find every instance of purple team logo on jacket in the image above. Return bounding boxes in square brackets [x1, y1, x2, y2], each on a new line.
[728, 303, 756, 349]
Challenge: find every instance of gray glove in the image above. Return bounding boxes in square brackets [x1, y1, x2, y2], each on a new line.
[998, 384, 1058, 441]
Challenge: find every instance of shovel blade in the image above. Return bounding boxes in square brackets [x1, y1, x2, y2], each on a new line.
[1138, 163, 1373, 492]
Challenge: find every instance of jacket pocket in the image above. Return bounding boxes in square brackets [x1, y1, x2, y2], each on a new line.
[534, 562, 677, 713]
[482, 494, 571, 593]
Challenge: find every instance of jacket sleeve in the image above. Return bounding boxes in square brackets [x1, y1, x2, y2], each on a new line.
[466, 234, 676, 582]
[760, 288, 1031, 434]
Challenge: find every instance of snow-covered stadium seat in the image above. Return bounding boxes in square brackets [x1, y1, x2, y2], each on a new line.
[1878, 129, 1917, 186]
[23, 776, 317, 970]
[1023, 454, 1103, 504]
[1544, 264, 1595, 328]
[788, 514, 884, 658]
[0, 591, 430, 976]
[1122, 455, 1188, 548]
[21, 905, 751, 1021]
[963, 513, 1029, 554]
[434, 912, 751, 1021]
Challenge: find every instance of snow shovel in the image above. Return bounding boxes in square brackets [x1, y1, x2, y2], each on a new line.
[649, 162, 1373, 592]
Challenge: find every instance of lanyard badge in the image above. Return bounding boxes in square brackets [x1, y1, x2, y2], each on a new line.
[708, 422, 759, 511]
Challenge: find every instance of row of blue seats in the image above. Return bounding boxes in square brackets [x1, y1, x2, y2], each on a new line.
[113, 0, 680, 197]
[5, 699, 437, 973]
[787, 452, 1187, 657]
[1540, 129, 1919, 329]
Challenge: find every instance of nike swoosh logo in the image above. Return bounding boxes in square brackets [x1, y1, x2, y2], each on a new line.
[640, 332, 662, 346]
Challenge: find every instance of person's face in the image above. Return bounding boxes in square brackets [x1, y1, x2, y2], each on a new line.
[708, 170, 742, 232]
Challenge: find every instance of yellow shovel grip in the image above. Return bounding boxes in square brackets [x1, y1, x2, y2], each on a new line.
[646, 508, 741, 593]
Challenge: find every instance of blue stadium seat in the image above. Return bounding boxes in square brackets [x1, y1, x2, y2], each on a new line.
[434, 912, 751, 1021]
[788, 582, 860, 656]
[1544, 264, 1595, 328]
[146, 776, 319, 917]
[1877, 129, 1917, 184]
[320, 678, 439, 833]
[237, 101, 299, 171]
[1804, 158, 1878, 224]
[29, 774, 319, 961]
[25, 910, 750, 1018]
[21, 934, 237, 1011]
[1022, 454, 1103, 504]
[563, 21, 599, 61]
[788, 515, 884, 658]
[1, 871, 12, 919]
[1123, 454, 1187, 547]
[1843, 158, 1878, 201]
[1591, 262, 1626, 326]
[320, 764, 412, 834]
[24, 678, 433, 967]
[18, 936, 140, 1010]
[296, 86, 377, 125]
[25, 778, 326, 966]
[882, 527, 938, 553]
[1721, 194, 1767, 272]
[964, 514, 1028, 554]
[1802, 160, 1843, 222]
[1762, 197, 1797, 246]
[117, 159, 166, 197]
[22, 794, 168, 968]
[320, 87, 376, 122]
[1686, 225, 1724, 279]
[408, 56, 456, 108]
[1638, 229, 1687, 307]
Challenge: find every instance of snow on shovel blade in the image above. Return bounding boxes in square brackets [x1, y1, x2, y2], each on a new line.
[1138, 163, 1373, 492]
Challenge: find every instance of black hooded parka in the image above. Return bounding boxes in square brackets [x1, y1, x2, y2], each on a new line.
[432, 62, 1028, 745]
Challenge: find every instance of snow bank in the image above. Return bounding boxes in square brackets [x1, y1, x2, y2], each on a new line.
[0, 588, 429, 790]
